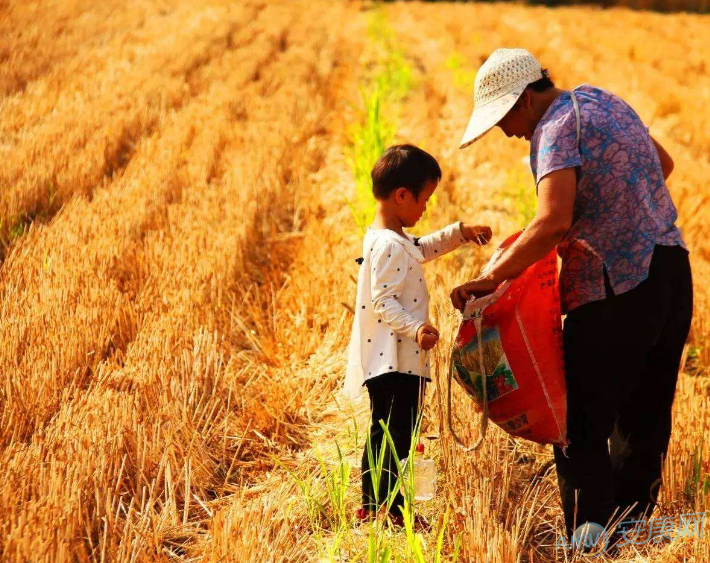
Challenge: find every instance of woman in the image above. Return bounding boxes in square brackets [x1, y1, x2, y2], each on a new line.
[453, 48, 693, 541]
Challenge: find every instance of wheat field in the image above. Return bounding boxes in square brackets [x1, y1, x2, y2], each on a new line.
[1, 0, 709, 561]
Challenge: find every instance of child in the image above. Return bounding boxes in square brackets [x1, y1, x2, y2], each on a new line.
[344, 144, 492, 527]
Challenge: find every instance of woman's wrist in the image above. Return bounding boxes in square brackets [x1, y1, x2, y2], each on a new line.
[480, 268, 500, 286]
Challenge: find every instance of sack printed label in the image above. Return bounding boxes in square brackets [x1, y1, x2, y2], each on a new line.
[452, 324, 518, 403]
[500, 413, 530, 433]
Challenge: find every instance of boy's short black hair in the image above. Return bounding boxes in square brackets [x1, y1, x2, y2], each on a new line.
[525, 68, 555, 92]
[371, 144, 442, 200]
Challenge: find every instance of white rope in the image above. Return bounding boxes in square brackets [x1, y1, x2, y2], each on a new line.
[448, 308, 489, 451]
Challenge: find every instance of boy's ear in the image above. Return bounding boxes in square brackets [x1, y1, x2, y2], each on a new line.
[394, 187, 409, 202]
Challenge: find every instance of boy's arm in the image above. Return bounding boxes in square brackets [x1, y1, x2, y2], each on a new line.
[370, 242, 425, 341]
[414, 221, 468, 263]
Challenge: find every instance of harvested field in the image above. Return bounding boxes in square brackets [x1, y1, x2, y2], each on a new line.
[1, 1, 709, 561]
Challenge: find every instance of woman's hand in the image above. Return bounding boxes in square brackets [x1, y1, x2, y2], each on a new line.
[450, 274, 499, 311]
[461, 224, 492, 246]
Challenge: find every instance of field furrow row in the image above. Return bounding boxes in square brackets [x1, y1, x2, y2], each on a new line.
[0, 0, 268, 254]
[0, 1, 362, 559]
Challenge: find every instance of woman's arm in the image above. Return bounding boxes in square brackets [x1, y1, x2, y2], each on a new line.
[651, 135, 674, 180]
[450, 168, 576, 310]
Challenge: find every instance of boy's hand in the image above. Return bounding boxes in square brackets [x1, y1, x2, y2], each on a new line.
[416, 323, 440, 350]
[461, 224, 492, 246]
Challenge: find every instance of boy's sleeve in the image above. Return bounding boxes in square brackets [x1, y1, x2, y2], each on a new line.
[414, 221, 468, 263]
[370, 241, 425, 341]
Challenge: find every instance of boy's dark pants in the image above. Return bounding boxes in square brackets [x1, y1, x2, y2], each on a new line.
[553, 244, 693, 539]
[361, 372, 426, 515]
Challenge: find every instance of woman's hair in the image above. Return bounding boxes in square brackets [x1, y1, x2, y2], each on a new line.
[526, 68, 555, 92]
[371, 144, 442, 200]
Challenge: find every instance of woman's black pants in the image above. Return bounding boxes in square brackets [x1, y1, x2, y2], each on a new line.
[553, 244, 693, 538]
[361, 372, 427, 515]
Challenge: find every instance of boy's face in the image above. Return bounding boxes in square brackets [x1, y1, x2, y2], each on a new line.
[393, 179, 438, 228]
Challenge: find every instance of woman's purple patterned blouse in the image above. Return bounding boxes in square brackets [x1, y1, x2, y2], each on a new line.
[530, 83, 687, 314]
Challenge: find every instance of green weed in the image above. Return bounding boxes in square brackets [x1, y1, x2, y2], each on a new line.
[445, 52, 476, 91]
[503, 165, 537, 228]
[684, 442, 710, 507]
[281, 406, 459, 561]
[345, 8, 420, 234]
[346, 86, 393, 232]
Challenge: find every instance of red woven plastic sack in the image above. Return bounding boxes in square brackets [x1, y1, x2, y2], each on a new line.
[450, 231, 568, 447]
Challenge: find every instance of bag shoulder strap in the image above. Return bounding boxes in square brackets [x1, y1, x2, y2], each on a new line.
[569, 90, 581, 150]
[535, 90, 582, 197]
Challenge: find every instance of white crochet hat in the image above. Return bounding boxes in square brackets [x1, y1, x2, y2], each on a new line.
[459, 48, 544, 149]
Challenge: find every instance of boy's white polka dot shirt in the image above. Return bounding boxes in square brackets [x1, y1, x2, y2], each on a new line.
[344, 221, 469, 399]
